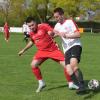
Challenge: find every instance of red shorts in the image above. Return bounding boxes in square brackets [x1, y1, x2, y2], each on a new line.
[33, 49, 64, 62]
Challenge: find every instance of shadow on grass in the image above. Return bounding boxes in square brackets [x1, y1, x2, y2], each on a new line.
[46, 84, 67, 91]
[83, 89, 100, 100]
[45, 80, 100, 98]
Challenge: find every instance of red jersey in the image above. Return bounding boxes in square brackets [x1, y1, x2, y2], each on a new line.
[4, 24, 9, 33]
[29, 23, 58, 51]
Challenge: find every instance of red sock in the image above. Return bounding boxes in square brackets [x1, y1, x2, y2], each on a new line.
[64, 68, 72, 82]
[32, 67, 42, 80]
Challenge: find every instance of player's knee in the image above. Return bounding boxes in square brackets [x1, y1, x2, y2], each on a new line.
[31, 62, 38, 67]
[67, 68, 71, 74]
[70, 63, 78, 71]
[70, 59, 78, 67]
[31, 61, 39, 67]
[66, 65, 73, 75]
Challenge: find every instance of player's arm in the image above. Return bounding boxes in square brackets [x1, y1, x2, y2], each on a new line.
[61, 31, 81, 39]
[59, 20, 81, 39]
[43, 24, 56, 38]
[52, 24, 61, 38]
[43, 24, 60, 38]
[48, 30, 59, 38]
[52, 30, 59, 38]
[18, 40, 33, 56]
[48, 30, 54, 36]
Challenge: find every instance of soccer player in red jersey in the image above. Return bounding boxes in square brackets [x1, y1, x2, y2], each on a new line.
[18, 17, 78, 93]
[4, 22, 10, 42]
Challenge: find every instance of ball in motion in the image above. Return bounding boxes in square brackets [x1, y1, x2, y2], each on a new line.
[88, 79, 100, 90]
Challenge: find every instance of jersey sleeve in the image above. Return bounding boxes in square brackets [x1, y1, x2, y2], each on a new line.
[68, 20, 79, 33]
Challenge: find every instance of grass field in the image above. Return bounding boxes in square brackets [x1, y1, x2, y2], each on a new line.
[0, 32, 100, 100]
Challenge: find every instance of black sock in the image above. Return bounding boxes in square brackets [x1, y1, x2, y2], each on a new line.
[74, 69, 84, 85]
[71, 73, 79, 85]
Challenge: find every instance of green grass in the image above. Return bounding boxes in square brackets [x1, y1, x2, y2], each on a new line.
[0, 32, 100, 100]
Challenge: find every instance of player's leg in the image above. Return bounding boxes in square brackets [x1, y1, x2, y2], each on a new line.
[70, 58, 84, 85]
[69, 45, 85, 93]
[59, 60, 79, 89]
[50, 50, 73, 83]
[25, 33, 29, 43]
[70, 46, 84, 84]
[31, 58, 47, 92]
[31, 59, 43, 80]
[4, 31, 8, 42]
[70, 58, 85, 94]
[6, 31, 9, 42]
[25, 34, 30, 42]
[50, 49, 78, 89]
[23, 32, 28, 42]
[65, 48, 80, 88]
[58, 61, 73, 83]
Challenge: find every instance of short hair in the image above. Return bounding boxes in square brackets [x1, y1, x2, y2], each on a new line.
[54, 7, 64, 15]
[26, 16, 36, 23]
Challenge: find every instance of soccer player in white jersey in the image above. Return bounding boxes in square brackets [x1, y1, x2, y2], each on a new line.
[53, 7, 86, 94]
[22, 22, 30, 42]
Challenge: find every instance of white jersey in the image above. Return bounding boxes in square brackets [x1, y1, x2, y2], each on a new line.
[54, 19, 82, 53]
[22, 23, 30, 35]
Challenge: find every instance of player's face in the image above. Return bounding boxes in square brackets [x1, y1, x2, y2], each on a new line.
[54, 12, 64, 23]
[27, 21, 37, 32]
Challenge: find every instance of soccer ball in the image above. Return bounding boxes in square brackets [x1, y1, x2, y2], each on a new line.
[88, 79, 100, 90]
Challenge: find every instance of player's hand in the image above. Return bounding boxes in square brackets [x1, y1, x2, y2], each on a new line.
[53, 30, 59, 34]
[53, 30, 64, 37]
[18, 50, 24, 56]
[56, 32, 66, 38]
[59, 32, 66, 38]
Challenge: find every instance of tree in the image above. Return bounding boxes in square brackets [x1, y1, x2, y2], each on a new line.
[0, 0, 25, 26]
[50, 0, 100, 18]
[0, 0, 99, 26]
[9, 0, 25, 25]
[50, 0, 81, 17]
[23, 0, 51, 23]
[0, 0, 11, 22]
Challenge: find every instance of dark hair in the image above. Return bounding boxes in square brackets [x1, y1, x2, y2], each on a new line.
[26, 16, 36, 23]
[54, 7, 64, 15]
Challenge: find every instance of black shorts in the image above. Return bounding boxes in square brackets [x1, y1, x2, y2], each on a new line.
[24, 32, 30, 38]
[65, 45, 82, 65]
